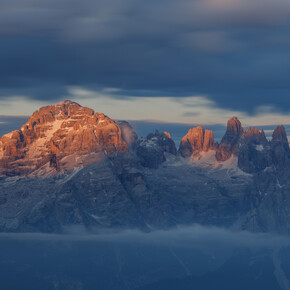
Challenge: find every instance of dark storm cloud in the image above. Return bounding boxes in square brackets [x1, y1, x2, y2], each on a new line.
[0, 0, 290, 113]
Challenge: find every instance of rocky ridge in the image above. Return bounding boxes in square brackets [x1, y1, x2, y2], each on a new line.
[0, 100, 290, 235]
[1, 101, 288, 176]
[178, 117, 289, 174]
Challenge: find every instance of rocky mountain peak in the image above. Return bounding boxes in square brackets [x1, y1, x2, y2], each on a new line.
[225, 116, 244, 138]
[0, 100, 128, 176]
[179, 126, 214, 157]
[238, 127, 271, 173]
[136, 130, 177, 168]
[26, 100, 94, 124]
[216, 117, 244, 161]
[238, 125, 290, 173]
[55, 99, 79, 106]
[245, 127, 261, 136]
[163, 131, 172, 139]
[272, 125, 288, 143]
[270, 125, 290, 168]
[243, 127, 268, 144]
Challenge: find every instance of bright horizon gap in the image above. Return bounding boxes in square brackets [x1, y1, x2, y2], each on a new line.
[0, 94, 290, 127]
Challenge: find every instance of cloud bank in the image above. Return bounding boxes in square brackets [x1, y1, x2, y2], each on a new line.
[0, 0, 290, 117]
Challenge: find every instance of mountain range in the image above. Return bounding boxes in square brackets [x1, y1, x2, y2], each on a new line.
[0, 100, 290, 234]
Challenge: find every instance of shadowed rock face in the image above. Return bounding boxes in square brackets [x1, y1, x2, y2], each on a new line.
[179, 127, 214, 157]
[178, 118, 290, 174]
[117, 121, 138, 150]
[229, 123, 290, 173]
[216, 117, 244, 161]
[0, 100, 128, 176]
[136, 130, 177, 168]
[271, 125, 290, 168]
[238, 128, 271, 173]
[272, 125, 288, 143]
[243, 127, 267, 143]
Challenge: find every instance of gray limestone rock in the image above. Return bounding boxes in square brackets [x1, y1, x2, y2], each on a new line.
[136, 130, 177, 168]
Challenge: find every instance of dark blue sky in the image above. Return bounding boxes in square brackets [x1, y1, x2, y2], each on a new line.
[0, 0, 289, 118]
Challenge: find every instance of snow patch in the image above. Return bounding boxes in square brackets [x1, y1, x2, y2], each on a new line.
[190, 150, 217, 168]
[139, 138, 159, 149]
[222, 155, 239, 169]
[188, 150, 250, 176]
[189, 150, 239, 170]
[255, 145, 264, 151]
[26, 120, 65, 159]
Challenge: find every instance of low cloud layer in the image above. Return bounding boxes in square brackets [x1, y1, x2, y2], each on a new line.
[1, 225, 290, 250]
[2, 224, 289, 289]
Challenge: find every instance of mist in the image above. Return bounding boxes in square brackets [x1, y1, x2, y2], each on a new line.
[0, 225, 289, 290]
[1, 224, 290, 249]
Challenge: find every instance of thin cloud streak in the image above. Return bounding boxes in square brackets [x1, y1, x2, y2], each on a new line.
[0, 93, 290, 127]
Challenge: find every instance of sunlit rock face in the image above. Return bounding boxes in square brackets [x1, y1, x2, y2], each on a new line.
[179, 126, 214, 157]
[178, 117, 290, 175]
[203, 130, 215, 151]
[216, 117, 243, 161]
[0, 100, 128, 176]
[136, 130, 177, 168]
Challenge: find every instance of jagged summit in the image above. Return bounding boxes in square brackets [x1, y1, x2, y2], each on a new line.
[179, 126, 214, 158]
[218, 116, 243, 145]
[178, 117, 289, 174]
[0, 100, 128, 176]
[215, 116, 244, 161]
[243, 127, 268, 145]
[28, 99, 93, 122]
[0, 104, 289, 177]
[272, 125, 288, 143]
[244, 127, 264, 137]
[226, 117, 243, 136]
[54, 99, 80, 106]
[136, 130, 177, 168]
[271, 125, 290, 168]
